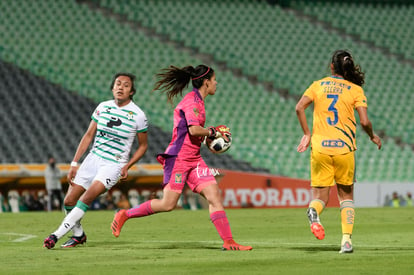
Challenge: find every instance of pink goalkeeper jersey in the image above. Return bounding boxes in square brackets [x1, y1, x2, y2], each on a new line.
[161, 88, 206, 161]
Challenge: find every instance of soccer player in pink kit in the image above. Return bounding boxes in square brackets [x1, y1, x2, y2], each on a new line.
[111, 65, 252, 251]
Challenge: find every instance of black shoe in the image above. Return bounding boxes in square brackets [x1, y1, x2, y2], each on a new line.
[60, 233, 87, 248]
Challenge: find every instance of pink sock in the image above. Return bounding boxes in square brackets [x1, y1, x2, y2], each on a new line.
[210, 211, 233, 241]
[126, 200, 154, 218]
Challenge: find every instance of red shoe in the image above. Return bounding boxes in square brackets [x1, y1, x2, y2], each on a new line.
[111, 209, 128, 237]
[222, 240, 253, 251]
[310, 222, 325, 240]
[43, 234, 58, 249]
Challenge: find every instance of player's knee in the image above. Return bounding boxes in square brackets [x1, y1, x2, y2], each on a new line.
[63, 197, 77, 206]
[162, 202, 176, 212]
[207, 198, 223, 209]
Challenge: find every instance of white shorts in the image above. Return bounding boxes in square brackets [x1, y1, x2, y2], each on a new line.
[73, 153, 123, 190]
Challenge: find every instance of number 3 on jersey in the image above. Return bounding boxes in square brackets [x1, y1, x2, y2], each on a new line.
[327, 94, 338, 125]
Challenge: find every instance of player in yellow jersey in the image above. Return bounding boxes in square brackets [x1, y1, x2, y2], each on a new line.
[295, 50, 382, 253]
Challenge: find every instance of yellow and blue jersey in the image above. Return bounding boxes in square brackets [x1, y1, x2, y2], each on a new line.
[304, 75, 367, 155]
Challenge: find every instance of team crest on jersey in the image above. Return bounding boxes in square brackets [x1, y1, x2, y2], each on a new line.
[175, 173, 182, 183]
[127, 111, 134, 120]
[193, 108, 199, 117]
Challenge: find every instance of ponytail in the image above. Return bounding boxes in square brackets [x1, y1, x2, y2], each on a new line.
[153, 65, 214, 103]
[331, 50, 365, 86]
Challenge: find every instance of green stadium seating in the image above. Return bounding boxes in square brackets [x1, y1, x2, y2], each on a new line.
[99, 0, 414, 145]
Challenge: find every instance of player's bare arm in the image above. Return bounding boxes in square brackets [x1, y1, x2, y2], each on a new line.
[120, 131, 148, 179]
[188, 125, 209, 137]
[295, 95, 312, 152]
[356, 106, 382, 149]
[67, 120, 97, 183]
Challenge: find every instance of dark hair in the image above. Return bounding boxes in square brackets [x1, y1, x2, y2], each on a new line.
[331, 50, 365, 86]
[110, 72, 137, 99]
[152, 65, 214, 103]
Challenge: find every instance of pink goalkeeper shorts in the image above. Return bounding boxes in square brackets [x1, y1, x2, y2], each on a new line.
[158, 155, 217, 194]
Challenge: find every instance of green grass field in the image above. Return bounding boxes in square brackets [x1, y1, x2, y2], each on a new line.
[1, 207, 413, 274]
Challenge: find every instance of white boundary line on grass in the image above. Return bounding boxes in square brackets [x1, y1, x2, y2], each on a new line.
[0, 233, 37, 242]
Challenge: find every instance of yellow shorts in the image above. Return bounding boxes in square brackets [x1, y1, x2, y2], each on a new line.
[310, 150, 355, 187]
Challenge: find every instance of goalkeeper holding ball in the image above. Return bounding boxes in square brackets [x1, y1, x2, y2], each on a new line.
[296, 50, 382, 253]
[111, 65, 252, 251]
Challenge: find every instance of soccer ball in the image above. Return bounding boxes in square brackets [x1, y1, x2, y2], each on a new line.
[205, 135, 232, 154]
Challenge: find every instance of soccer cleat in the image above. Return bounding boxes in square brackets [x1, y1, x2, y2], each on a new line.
[339, 241, 353, 254]
[310, 222, 325, 240]
[307, 207, 325, 240]
[111, 209, 129, 237]
[222, 240, 253, 251]
[61, 233, 87, 248]
[43, 234, 58, 249]
[307, 207, 320, 223]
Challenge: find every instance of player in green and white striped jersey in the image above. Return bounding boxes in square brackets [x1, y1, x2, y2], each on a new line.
[91, 96, 148, 163]
[43, 73, 148, 249]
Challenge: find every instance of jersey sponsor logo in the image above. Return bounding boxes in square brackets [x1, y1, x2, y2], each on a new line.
[98, 131, 122, 142]
[196, 162, 220, 178]
[107, 117, 122, 128]
[188, 119, 199, 124]
[322, 140, 345, 147]
[321, 81, 351, 90]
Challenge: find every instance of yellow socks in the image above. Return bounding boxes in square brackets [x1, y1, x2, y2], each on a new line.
[309, 199, 325, 216]
[340, 200, 355, 236]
